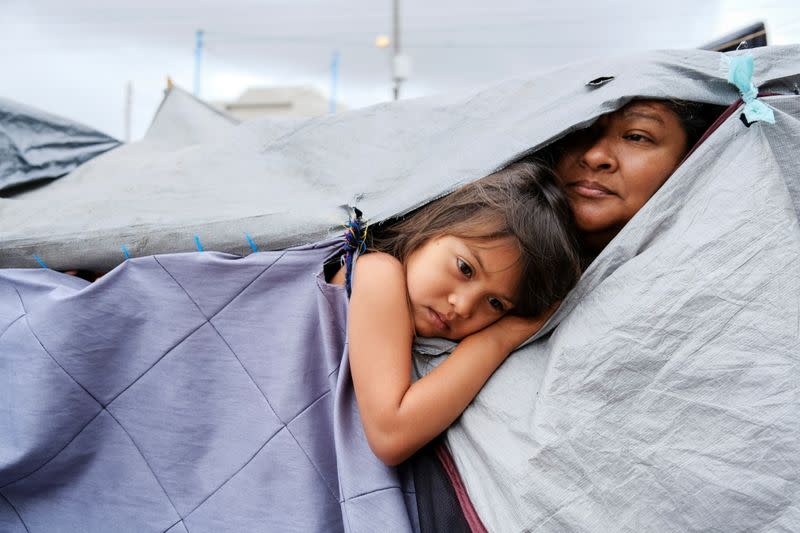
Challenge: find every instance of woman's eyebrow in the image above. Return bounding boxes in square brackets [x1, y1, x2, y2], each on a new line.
[621, 109, 665, 125]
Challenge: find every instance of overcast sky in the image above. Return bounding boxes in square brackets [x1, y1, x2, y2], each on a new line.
[3, 0, 798, 140]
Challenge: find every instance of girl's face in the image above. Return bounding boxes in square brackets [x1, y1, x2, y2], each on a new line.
[554, 101, 688, 252]
[404, 235, 522, 340]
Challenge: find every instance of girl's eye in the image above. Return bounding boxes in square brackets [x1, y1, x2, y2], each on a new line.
[488, 297, 505, 312]
[457, 258, 473, 278]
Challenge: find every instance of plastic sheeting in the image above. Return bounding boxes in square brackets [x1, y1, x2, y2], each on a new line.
[2, 47, 799, 272]
[442, 94, 800, 531]
[0, 98, 119, 193]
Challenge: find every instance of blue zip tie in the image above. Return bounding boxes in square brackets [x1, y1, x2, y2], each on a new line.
[121, 244, 130, 259]
[245, 233, 258, 253]
[194, 235, 204, 251]
[32, 255, 48, 269]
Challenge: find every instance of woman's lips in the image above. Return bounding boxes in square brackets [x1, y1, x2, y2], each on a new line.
[428, 308, 449, 331]
[568, 180, 615, 198]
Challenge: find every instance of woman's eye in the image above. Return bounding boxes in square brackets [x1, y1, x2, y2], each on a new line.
[457, 258, 473, 278]
[488, 297, 505, 312]
[624, 133, 651, 143]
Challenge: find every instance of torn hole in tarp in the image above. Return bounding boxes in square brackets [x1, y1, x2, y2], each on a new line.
[586, 76, 615, 88]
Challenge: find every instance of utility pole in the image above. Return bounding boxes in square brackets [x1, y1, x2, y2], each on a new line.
[391, 0, 410, 101]
[392, 0, 400, 100]
[123, 81, 133, 142]
[329, 50, 340, 114]
[194, 29, 204, 97]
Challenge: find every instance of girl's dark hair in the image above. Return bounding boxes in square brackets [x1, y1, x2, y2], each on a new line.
[369, 161, 582, 317]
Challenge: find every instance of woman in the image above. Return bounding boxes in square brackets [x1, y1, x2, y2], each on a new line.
[549, 99, 722, 255]
[414, 98, 725, 532]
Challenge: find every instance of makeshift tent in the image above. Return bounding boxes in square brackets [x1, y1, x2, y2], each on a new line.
[1, 45, 799, 532]
[0, 98, 119, 195]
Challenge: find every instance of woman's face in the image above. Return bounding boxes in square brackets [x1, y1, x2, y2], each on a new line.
[555, 101, 689, 252]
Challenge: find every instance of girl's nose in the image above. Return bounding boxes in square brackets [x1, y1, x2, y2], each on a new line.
[580, 137, 618, 172]
[447, 290, 476, 319]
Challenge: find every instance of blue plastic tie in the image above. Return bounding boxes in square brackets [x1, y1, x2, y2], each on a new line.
[32, 255, 48, 269]
[194, 235, 204, 252]
[121, 244, 130, 259]
[245, 233, 258, 253]
[722, 54, 775, 124]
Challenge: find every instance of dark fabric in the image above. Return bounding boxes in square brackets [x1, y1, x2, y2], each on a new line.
[412, 439, 471, 533]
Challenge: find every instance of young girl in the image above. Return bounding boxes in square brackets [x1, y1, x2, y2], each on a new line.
[334, 160, 582, 465]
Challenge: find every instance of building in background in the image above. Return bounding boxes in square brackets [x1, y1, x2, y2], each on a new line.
[211, 86, 346, 120]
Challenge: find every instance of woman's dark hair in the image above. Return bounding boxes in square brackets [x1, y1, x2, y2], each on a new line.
[369, 161, 582, 317]
[663, 99, 726, 150]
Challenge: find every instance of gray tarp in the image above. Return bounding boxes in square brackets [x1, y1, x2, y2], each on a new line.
[440, 93, 800, 531]
[2, 47, 799, 272]
[0, 98, 119, 193]
[2, 45, 800, 532]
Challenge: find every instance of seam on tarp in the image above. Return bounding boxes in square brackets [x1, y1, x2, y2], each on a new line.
[105, 409, 183, 524]
[0, 488, 31, 533]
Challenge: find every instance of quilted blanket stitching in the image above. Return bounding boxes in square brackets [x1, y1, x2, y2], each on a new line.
[181, 424, 287, 520]
[103, 409, 184, 524]
[0, 313, 24, 344]
[346, 485, 405, 501]
[161, 518, 186, 533]
[0, 488, 30, 532]
[3, 287, 183, 520]
[282, 389, 340, 499]
[1, 285, 27, 340]
[161, 518, 184, 533]
[0, 409, 103, 490]
[153, 250, 288, 322]
[154, 252, 344, 504]
[104, 320, 209, 407]
[0, 288, 109, 489]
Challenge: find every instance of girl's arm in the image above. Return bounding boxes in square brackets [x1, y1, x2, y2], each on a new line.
[348, 252, 548, 466]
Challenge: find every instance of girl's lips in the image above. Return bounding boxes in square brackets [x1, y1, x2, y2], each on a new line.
[428, 308, 449, 331]
[569, 180, 615, 198]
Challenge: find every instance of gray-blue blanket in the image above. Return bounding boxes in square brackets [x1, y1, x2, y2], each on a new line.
[0, 239, 419, 532]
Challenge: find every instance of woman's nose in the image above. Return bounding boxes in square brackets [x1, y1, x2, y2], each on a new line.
[580, 136, 618, 172]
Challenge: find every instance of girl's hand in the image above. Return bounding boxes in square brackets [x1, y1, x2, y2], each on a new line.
[469, 304, 558, 355]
